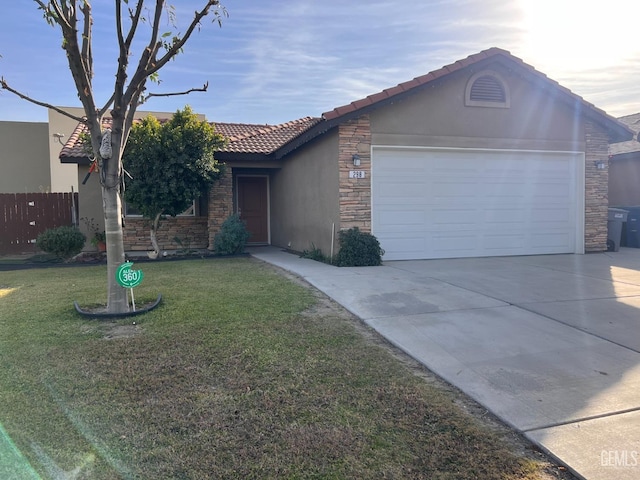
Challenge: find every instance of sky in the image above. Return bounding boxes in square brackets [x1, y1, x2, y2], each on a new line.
[1, 0, 640, 126]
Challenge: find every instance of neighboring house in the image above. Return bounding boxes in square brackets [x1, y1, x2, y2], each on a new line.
[60, 47, 633, 261]
[0, 107, 174, 195]
[0, 121, 50, 193]
[609, 113, 640, 207]
[0, 108, 86, 194]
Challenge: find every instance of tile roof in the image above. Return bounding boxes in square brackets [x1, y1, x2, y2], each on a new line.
[216, 117, 321, 154]
[610, 113, 640, 157]
[320, 47, 632, 143]
[59, 116, 322, 161]
[322, 48, 507, 120]
[60, 47, 633, 162]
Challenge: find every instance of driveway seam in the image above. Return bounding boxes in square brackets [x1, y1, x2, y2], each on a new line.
[490, 256, 640, 287]
[515, 302, 640, 355]
[361, 304, 513, 320]
[522, 406, 640, 433]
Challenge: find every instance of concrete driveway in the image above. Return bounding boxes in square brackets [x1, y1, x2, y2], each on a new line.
[249, 247, 640, 480]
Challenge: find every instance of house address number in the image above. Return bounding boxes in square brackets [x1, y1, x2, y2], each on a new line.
[349, 170, 366, 179]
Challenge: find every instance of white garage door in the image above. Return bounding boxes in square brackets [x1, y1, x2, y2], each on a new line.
[372, 147, 583, 260]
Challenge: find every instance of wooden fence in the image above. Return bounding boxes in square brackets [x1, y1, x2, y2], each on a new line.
[0, 193, 79, 254]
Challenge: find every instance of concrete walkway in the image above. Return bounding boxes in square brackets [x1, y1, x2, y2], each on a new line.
[249, 246, 640, 480]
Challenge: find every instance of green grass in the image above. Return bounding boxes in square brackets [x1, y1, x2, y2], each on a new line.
[0, 258, 557, 479]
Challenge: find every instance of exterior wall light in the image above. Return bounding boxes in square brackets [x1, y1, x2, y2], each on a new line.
[352, 154, 361, 166]
[594, 160, 606, 170]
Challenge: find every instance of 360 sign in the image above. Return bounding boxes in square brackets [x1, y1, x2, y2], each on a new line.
[116, 262, 144, 288]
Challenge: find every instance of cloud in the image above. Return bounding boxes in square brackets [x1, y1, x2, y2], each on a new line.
[1, 1, 638, 124]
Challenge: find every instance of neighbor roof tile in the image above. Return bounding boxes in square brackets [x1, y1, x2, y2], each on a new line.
[610, 113, 640, 156]
[60, 116, 322, 160]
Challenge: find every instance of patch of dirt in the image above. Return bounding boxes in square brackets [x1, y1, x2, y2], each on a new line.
[80, 320, 142, 340]
[102, 323, 142, 340]
[264, 261, 577, 480]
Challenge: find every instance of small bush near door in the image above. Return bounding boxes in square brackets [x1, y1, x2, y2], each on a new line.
[214, 214, 250, 255]
[300, 244, 331, 264]
[334, 227, 384, 267]
[36, 226, 86, 260]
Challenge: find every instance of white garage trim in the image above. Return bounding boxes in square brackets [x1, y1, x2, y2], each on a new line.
[371, 146, 585, 260]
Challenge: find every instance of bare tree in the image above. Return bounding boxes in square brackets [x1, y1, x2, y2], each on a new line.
[1, 1, 225, 313]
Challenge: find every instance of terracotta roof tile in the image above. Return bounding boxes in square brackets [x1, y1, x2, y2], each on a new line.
[351, 98, 372, 110]
[367, 91, 389, 103]
[610, 113, 640, 156]
[217, 117, 321, 154]
[60, 116, 322, 160]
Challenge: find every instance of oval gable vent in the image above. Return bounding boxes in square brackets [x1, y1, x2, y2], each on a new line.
[465, 72, 510, 108]
[470, 75, 505, 102]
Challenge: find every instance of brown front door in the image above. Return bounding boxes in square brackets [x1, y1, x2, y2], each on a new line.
[237, 176, 269, 244]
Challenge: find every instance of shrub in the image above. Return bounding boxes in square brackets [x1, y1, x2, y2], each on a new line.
[300, 244, 331, 264]
[36, 226, 86, 260]
[213, 214, 250, 255]
[334, 227, 384, 267]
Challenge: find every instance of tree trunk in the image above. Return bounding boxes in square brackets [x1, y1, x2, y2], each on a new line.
[99, 119, 129, 314]
[150, 212, 162, 258]
[103, 184, 129, 313]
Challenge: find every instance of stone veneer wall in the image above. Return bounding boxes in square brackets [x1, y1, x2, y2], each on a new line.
[207, 168, 234, 249]
[584, 121, 609, 252]
[123, 216, 208, 251]
[338, 115, 372, 232]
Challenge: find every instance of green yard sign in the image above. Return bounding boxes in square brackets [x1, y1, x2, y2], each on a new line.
[116, 262, 144, 288]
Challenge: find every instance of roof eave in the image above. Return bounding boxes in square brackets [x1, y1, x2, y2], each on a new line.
[60, 155, 91, 165]
[215, 151, 276, 163]
[610, 150, 640, 161]
[284, 49, 634, 151]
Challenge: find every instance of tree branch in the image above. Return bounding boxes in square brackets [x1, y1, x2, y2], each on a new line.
[148, 0, 165, 54]
[99, 93, 116, 117]
[122, 0, 164, 106]
[80, 1, 93, 82]
[124, 2, 145, 49]
[123, 87, 145, 146]
[0, 78, 86, 123]
[150, 1, 221, 76]
[113, 0, 145, 120]
[37, 1, 72, 30]
[115, 0, 126, 56]
[143, 82, 209, 103]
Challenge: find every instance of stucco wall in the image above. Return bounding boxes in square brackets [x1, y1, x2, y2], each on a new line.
[270, 131, 340, 254]
[48, 107, 84, 192]
[0, 121, 50, 193]
[77, 164, 107, 250]
[370, 62, 585, 151]
[609, 158, 640, 206]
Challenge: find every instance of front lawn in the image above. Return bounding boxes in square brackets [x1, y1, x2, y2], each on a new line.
[0, 258, 566, 479]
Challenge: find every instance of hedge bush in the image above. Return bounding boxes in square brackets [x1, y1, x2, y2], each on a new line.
[213, 214, 250, 255]
[334, 227, 384, 267]
[36, 226, 86, 260]
[300, 244, 331, 264]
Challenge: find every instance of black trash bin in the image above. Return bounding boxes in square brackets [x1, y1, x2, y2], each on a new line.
[608, 208, 628, 252]
[622, 206, 640, 248]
